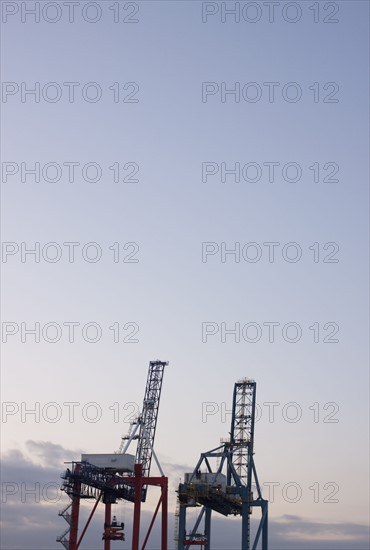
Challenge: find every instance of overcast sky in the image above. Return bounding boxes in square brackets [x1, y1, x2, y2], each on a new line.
[1, 1, 369, 549]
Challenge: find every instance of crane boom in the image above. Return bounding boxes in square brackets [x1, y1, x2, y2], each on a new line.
[136, 360, 167, 477]
[118, 360, 168, 500]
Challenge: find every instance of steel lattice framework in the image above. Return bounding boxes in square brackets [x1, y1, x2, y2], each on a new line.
[229, 380, 256, 486]
[136, 360, 167, 479]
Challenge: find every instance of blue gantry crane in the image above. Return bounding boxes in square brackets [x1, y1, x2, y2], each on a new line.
[176, 379, 268, 550]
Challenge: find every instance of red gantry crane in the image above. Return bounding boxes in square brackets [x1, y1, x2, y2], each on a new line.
[57, 360, 168, 550]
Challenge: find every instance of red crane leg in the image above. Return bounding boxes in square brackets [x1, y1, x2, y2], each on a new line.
[69, 465, 81, 550]
[104, 502, 112, 550]
[132, 464, 143, 550]
[161, 479, 168, 550]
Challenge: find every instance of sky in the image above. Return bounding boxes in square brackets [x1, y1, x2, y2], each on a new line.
[1, 1, 369, 549]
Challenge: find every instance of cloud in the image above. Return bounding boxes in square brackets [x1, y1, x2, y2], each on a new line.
[1, 443, 369, 550]
[268, 515, 370, 549]
[24, 440, 80, 468]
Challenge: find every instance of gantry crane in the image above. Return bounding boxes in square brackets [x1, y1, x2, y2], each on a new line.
[57, 360, 168, 550]
[176, 379, 268, 550]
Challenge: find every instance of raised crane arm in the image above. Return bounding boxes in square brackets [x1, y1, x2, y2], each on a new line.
[135, 359, 167, 477]
[118, 360, 168, 500]
[228, 378, 256, 488]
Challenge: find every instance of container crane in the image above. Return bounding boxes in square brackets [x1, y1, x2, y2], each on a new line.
[176, 379, 268, 550]
[57, 360, 168, 550]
